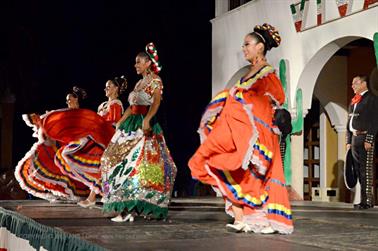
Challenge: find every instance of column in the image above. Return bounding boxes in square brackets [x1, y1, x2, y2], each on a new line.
[334, 125, 348, 202]
[289, 108, 307, 200]
[319, 112, 327, 189]
[291, 133, 304, 200]
[215, 0, 229, 17]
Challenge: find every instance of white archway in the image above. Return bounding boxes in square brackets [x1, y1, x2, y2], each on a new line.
[323, 102, 347, 127]
[302, 35, 376, 202]
[298, 36, 373, 114]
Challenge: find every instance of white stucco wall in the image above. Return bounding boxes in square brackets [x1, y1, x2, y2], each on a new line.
[314, 55, 348, 127]
[211, 1, 378, 112]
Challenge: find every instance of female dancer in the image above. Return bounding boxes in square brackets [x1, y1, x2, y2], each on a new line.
[101, 43, 177, 222]
[15, 86, 109, 202]
[76, 77, 127, 207]
[98, 76, 126, 127]
[66, 86, 87, 109]
[189, 24, 293, 234]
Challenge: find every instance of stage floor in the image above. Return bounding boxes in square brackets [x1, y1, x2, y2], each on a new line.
[1, 199, 378, 251]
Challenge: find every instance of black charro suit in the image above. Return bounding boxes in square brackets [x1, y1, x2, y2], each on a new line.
[346, 91, 378, 207]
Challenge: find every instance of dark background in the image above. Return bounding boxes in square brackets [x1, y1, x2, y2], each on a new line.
[0, 0, 215, 196]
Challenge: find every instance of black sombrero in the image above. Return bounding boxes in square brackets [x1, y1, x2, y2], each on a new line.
[344, 148, 357, 190]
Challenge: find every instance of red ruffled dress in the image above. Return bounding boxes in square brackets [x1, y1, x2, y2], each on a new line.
[15, 109, 115, 200]
[97, 99, 124, 127]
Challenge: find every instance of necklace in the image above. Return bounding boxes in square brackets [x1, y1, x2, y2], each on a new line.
[135, 74, 152, 91]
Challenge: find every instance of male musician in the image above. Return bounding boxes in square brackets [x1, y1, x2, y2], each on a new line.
[346, 75, 378, 209]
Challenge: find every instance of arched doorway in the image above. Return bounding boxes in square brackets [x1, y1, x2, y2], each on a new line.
[303, 37, 376, 203]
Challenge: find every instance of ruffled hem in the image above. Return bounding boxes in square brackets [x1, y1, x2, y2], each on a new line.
[14, 141, 82, 201]
[244, 211, 293, 234]
[102, 200, 168, 219]
[269, 220, 294, 234]
[54, 136, 103, 195]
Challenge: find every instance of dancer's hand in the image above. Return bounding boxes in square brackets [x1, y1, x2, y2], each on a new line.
[364, 142, 372, 151]
[142, 118, 151, 136]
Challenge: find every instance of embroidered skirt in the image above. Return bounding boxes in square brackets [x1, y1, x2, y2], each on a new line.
[101, 114, 177, 218]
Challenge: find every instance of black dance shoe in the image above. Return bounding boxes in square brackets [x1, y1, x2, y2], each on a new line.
[353, 204, 360, 209]
[358, 203, 372, 210]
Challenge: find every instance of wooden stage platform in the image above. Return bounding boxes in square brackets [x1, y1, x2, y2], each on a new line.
[1, 199, 378, 251]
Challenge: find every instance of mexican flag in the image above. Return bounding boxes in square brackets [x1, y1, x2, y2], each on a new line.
[363, 0, 378, 9]
[290, 0, 307, 32]
[336, 0, 353, 17]
[316, 0, 324, 25]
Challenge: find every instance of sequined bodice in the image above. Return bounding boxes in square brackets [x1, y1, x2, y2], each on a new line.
[128, 74, 163, 106]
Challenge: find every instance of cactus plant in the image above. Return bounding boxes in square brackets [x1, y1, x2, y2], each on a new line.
[279, 59, 303, 185]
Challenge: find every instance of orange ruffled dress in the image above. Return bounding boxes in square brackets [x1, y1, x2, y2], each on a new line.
[15, 109, 115, 200]
[189, 66, 293, 234]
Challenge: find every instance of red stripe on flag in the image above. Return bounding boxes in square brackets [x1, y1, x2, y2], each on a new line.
[338, 5, 347, 17]
[294, 21, 302, 32]
[317, 14, 322, 25]
[364, 0, 378, 9]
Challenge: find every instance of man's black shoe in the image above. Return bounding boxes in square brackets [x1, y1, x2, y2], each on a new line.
[353, 203, 361, 209]
[358, 204, 372, 210]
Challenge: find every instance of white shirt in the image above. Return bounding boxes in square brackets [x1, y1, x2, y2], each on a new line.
[349, 90, 368, 132]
